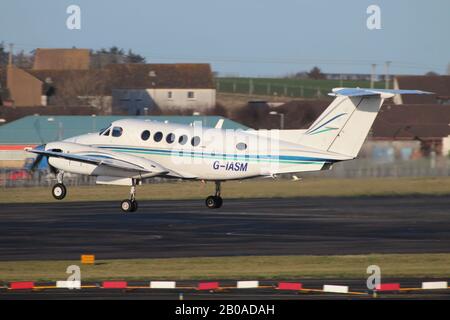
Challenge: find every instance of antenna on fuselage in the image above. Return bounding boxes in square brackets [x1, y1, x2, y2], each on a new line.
[215, 119, 224, 129]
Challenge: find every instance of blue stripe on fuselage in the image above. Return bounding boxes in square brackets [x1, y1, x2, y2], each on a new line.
[94, 145, 339, 163]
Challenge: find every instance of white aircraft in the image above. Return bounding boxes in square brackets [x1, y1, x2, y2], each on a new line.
[27, 88, 430, 212]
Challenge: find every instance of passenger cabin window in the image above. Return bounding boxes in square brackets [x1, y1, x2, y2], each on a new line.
[191, 136, 201, 147]
[179, 135, 188, 145]
[154, 131, 163, 142]
[141, 130, 150, 141]
[167, 91, 173, 99]
[112, 127, 123, 137]
[236, 142, 247, 151]
[187, 91, 195, 99]
[166, 133, 175, 144]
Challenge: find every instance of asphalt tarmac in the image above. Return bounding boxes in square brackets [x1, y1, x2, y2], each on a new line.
[1, 195, 450, 260]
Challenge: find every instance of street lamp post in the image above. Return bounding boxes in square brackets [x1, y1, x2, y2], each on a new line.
[269, 111, 285, 130]
[47, 117, 63, 140]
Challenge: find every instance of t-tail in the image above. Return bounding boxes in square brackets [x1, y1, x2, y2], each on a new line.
[297, 88, 432, 158]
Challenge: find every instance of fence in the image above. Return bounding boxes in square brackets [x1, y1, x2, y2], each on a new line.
[305, 157, 450, 179]
[215, 77, 384, 98]
[1, 157, 449, 188]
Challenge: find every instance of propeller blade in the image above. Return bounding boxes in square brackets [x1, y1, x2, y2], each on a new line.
[28, 144, 46, 173]
[29, 154, 44, 172]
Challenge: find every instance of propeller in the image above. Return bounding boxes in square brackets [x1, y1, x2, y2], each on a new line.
[29, 118, 58, 175]
[28, 144, 46, 172]
[28, 144, 58, 175]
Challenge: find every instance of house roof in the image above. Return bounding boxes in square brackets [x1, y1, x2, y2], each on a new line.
[371, 104, 450, 139]
[395, 75, 450, 104]
[33, 48, 90, 70]
[22, 63, 215, 96]
[104, 64, 215, 89]
[0, 115, 247, 144]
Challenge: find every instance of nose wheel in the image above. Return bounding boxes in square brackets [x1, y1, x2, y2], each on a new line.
[121, 182, 138, 212]
[205, 181, 223, 209]
[52, 171, 67, 200]
[52, 183, 67, 200]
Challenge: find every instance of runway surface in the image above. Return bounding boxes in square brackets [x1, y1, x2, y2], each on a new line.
[1, 195, 450, 260]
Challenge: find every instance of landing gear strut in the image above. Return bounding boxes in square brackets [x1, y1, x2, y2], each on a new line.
[52, 171, 67, 200]
[121, 181, 138, 212]
[205, 181, 223, 209]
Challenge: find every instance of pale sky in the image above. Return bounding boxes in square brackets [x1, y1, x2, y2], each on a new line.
[1, 0, 449, 76]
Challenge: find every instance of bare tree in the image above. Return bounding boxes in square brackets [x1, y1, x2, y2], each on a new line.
[307, 66, 325, 80]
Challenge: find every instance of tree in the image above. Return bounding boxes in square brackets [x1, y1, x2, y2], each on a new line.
[425, 71, 439, 76]
[307, 66, 325, 80]
[91, 46, 146, 68]
[0, 42, 33, 68]
[14, 50, 33, 68]
[0, 42, 10, 66]
[126, 49, 145, 63]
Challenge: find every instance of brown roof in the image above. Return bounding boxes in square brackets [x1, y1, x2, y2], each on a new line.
[371, 104, 450, 139]
[33, 48, 90, 70]
[28, 69, 108, 94]
[18, 64, 214, 101]
[105, 63, 215, 89]
[26, 63, 215, 96]
[395, 75, 450, 104]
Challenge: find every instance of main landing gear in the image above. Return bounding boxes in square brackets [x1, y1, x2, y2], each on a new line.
[52, 171, 67, 200]
[121, 182, 138, 213]
[205, 181, 223, 209]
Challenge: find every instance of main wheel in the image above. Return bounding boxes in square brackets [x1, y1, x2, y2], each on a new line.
[205, 196, 223, 209]
[215, 196, 223, 208]
[130, 200, 138, 212]
[121, 199, 133, 212]
[52, 183, 67, 200]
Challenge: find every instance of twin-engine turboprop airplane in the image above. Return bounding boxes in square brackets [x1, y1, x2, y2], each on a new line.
[27, 88, 431, 212]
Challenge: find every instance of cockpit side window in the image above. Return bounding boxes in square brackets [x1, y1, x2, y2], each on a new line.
[103, 128, 111, 136]
[112, 127, 123, 137]
[99, 125, 111, 135]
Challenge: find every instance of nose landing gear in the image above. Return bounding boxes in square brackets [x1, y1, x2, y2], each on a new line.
[205, 181, 223, 209]
[121, 182, 138, 212]
[52, 171, 67, 200]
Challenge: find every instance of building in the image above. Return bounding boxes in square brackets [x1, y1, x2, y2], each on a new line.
[33, 48, 90, 70]
[0, 115, 247, 168]
[5, 48, 216, 113]
[108, 64, 216, 114]
[369, 104, 450, 157]
[393, 75, 450, 105]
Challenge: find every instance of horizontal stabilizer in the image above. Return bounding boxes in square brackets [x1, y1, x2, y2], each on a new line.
[330, 88, 433, 98]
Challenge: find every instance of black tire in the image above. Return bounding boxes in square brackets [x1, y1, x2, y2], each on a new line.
[52, 183, 67, 200]
[215, 196, 223, 208]
[205, 196, 222, 209]
[121, 199, 133, 212]
[130, 200, 138, 212]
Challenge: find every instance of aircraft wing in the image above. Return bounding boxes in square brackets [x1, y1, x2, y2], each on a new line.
[28, 149, 165, 173]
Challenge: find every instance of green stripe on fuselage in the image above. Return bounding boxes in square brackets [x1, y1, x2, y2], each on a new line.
[103, 147, 325, 165]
